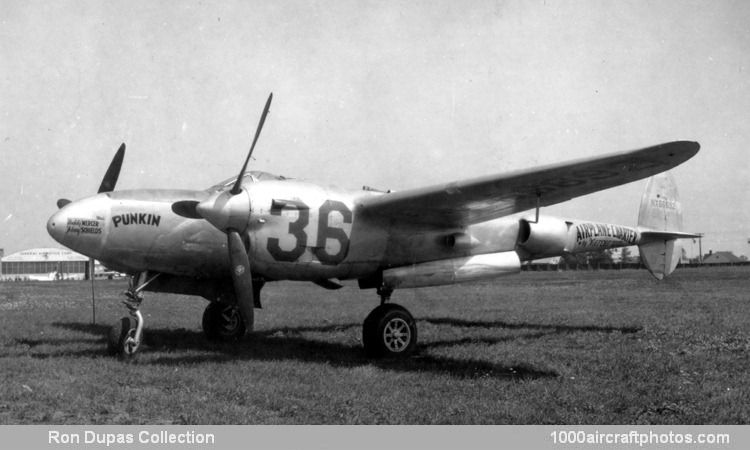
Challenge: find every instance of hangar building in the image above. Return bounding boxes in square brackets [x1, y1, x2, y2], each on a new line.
[1, 247, 89, 281]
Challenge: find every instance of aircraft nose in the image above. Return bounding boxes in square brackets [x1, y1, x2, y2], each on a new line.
[47, 209, 66, 244]
[46, 195, 108, 257]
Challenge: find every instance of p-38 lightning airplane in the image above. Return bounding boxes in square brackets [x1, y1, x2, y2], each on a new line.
[47, 93, 700, 358]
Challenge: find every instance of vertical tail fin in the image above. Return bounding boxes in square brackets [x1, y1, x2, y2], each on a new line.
[637, 172, 696, 280]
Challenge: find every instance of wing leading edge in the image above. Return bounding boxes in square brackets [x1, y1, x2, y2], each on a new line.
[359, 141, 699, 228]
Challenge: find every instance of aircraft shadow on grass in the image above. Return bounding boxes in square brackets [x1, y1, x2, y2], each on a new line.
[43, 320, 563, 380]
[421, 317, 642, 334]
[39, 317, 639, 379]
[9, 324, 112, 360]
[39, 317, 640, 379]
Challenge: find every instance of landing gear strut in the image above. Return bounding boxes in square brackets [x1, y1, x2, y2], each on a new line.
[362, 286, 417, 358]
[107, 272, 159, 357]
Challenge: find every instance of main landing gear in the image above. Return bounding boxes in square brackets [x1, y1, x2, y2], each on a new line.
[202, 302, 246, 341]
[201, 278, 263, 342]
[107, 272, 159, 358]
[105, 276, 417, 359]
[362, 286, 417, 358]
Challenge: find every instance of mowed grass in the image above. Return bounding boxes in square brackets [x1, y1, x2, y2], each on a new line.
[0, 266, 748, 424]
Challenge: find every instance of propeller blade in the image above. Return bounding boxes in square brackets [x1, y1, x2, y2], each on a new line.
[56, 199, 72, 209]
[227, 229, 255, 330]
[171, 200, 202, 219]
[98, 143, 126, 194]
[230, 93, 273, 195]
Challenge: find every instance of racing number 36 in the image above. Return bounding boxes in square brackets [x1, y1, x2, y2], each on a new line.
[267, 200, 352, 265]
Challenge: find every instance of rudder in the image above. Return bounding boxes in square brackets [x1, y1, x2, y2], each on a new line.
[637, 172, 685, 280]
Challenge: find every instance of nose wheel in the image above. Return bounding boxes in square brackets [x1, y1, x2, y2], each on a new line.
[107, 272, 158, 358]
[362, 303, 417, 358]
[108, 313, 143, 357]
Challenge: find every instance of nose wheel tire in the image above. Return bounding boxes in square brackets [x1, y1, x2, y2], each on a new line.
[108, 316, 141, 358]
[202, 302, 247, 341]
[362, 303, 417, 358]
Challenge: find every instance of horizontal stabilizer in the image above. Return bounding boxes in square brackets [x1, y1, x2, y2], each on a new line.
[639, 230, 701, 242]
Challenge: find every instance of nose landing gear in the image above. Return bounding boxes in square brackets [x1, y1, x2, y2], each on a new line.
[108, 310, 143, 357]
[107, 272, 159, 358]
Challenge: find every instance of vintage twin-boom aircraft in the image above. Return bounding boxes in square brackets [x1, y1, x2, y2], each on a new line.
[47, 94, 700, 358]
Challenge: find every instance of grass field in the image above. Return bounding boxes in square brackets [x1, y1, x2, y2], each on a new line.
[1, 266, 748, 424]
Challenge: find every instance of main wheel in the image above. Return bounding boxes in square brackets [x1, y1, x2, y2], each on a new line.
[107, 316, 141, 357]
[202, 302, 246, 341]
[362, 303, 417, 358]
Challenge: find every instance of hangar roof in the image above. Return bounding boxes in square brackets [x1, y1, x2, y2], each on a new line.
[703, 251, 743, 264]
[1, 248, 88, 262]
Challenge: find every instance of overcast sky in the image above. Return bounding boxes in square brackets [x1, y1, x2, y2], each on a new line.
[1, 0, 748, 258]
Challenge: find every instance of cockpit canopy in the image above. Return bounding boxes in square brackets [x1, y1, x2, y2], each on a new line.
[208, 171, 287, 192]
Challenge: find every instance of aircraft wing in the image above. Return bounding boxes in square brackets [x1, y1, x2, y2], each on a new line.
[358, 141, 699, 228]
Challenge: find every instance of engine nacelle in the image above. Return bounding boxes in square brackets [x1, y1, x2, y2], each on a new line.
[382, 251, 521, 289]
[517, 217, 570, 259]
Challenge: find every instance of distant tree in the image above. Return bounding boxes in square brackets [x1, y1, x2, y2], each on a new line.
[621, 246, 631, 264]
[589, 249, 614, 268]
[567, 251, 588, 267]
[562, 249, 613, 269]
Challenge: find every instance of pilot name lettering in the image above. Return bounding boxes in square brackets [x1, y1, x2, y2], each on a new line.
[112, 212, 161, 228]
[66, 218, 102, 235]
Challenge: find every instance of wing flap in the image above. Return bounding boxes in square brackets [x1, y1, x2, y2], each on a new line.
[359, 141, 699, 228]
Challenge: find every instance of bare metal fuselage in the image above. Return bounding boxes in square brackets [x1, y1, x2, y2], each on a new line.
[47, 179, 522, 283]
[48, 174, 659, 300]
